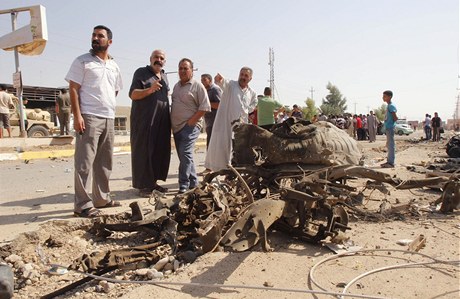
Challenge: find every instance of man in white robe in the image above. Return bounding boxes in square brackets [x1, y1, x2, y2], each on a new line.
[204, 67, 257, 171]
[367, 111, 378, 142]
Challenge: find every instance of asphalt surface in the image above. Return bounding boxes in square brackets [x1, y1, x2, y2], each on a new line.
[0, 133, 207, 161]
[0, 137, 209, 243]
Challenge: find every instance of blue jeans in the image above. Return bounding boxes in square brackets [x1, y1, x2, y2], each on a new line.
[174, 124, 200, 190]
[424, 126, 431, 140]
[385, 128, 395, 165]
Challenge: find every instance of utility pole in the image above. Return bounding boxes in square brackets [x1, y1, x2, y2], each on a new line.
[309, 86, 315, 100]
[455, 94, 460, 130]
[353, 102, 357, 115]
[10, 11, 26, 137]
[268, 47, 275, 100]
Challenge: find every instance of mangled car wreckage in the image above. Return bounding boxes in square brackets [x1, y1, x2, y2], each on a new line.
[43, 119, 458, 297]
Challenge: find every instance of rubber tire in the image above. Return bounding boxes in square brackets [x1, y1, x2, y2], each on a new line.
[27, 125, 49, 138]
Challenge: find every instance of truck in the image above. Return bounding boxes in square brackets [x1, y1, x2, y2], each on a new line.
[8, 94, 55, 137]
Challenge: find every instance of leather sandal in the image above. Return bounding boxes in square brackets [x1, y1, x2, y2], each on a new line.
[97, 200, 122, 209]
[73, 207, 102, 218]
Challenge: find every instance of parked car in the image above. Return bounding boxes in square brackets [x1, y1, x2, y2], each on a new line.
[394, 123, 414, 135]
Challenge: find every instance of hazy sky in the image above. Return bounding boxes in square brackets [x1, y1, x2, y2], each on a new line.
[1, 0, 458, 121]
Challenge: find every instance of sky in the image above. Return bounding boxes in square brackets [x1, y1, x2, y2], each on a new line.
[0, 0, 459, 121]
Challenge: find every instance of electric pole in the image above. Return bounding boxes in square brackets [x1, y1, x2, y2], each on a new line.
[309, 86, 315, 101]
[268, 47, 275, 99]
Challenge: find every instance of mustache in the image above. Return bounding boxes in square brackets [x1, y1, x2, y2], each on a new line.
[153, 61, 163, 66]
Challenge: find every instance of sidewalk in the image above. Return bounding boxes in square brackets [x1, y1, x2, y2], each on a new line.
[0, 133, 207, 161]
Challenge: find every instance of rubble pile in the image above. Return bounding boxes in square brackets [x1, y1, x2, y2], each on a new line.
[0, 121, 458, 298]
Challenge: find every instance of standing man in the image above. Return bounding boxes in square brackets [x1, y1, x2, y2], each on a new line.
[290, 104, 303, 118]
[257, 87, 284, 130]
[129, 49, 171, 197]
[201, 74, 222, 148]
[56, 88, 71, 135]
[171, 58, 210, 194]
[356, 114, 363, 140]
[431, 112, 441, 142]
[367, 110, 377, 142]
[204, 67, 258, 171]
[381, 90, 398, 168]
[65, 25, 123, 218]
[423, 114, 431, 141]
[0, 84, 14, 138]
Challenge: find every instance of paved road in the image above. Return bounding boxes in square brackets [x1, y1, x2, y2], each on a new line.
[0, 146, 208, 243]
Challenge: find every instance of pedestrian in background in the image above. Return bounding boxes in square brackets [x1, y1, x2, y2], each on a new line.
[129, 49, 171, 197]
[257, 87, 284, 130]
[0, 84, 14, 138]
[381, 90, 398, 168]
[56, 88, 71, 135]
[290, 104, 303, 118]
[171, 58, 210, 194]
[367, 110, 377, 142]
[65, 25, 123, 218]
[423, 113, 432, 141]
[431, 112, 441, 142]
[201, 74, 222, 149]
[19, 97, 29, 131]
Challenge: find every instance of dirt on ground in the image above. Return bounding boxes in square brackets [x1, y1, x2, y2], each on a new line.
[1, 133, 459, 299]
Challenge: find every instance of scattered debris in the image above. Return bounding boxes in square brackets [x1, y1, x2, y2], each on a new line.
[408, 234, 426, 252]
[446, 134, 460, 158]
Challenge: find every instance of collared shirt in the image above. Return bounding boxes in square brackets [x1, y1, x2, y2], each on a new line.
[65, 52, 123, 119]
[171, 78, 211, 133]
[0, 91, 13, 114]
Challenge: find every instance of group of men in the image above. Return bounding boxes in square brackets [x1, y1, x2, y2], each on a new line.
[63, 25, 400, 217]
[66, 25, 259, 217]
[423, 112, 442, 142]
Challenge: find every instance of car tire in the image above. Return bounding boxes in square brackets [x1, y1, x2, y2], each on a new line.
[27, 125, 49, 138]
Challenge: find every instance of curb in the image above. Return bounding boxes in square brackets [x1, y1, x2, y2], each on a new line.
[0, 142, 207, 161]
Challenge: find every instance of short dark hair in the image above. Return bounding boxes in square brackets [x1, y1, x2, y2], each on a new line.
[0, 84, 6, 91]
[178, 58, 193, 69]
[94, 25, 113, 39]
[263, 87, 271, 96]
[201, 74, 212, 81]
[383, 90, 393, 98]
[60, 88, 67, 93]
[293, 104, 298, 108]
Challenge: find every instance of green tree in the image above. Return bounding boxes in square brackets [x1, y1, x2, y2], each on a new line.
[374, 104, 387, 121]
[302, 98, 317, 121]
[320, 82, 348, 116]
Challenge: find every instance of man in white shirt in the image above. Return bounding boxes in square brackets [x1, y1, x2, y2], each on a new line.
[65, 25, 123, 218]
[204, 67, 257, 171]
